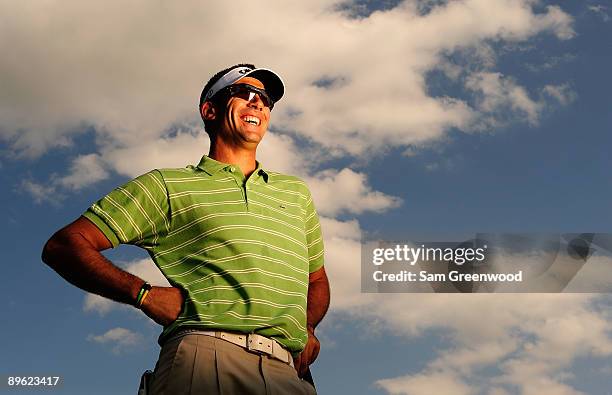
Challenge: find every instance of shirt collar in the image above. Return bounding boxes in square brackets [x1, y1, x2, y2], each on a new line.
[196, 155, 269, 183]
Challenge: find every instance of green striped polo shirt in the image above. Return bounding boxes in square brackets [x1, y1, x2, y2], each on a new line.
[83, 155, 324, 353]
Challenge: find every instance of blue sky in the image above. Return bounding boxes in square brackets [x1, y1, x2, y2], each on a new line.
[1, 1, 611, 394]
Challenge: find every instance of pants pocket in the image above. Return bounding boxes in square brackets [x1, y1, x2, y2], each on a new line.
[150, 336, 193, 395]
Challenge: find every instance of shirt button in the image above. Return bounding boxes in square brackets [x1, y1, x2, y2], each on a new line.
[229, 166, 235, 172]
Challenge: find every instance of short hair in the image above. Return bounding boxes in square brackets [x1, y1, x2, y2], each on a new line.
[199, 63, 256, 136]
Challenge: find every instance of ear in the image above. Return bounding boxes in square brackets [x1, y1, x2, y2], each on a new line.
[201, 101, 217, 121]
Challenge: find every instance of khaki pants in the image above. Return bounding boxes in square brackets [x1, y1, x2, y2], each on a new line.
[149, 333, 317, 395]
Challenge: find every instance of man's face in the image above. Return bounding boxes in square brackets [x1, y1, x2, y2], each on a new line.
[212, 76, 271, 148]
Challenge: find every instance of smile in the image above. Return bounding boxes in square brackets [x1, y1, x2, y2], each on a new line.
[241, 115, 261, 126]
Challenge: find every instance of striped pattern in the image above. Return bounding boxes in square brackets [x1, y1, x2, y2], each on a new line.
[83, 155, 324, 353]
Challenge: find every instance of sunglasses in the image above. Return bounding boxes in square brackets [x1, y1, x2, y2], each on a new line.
[216, 84, 275, 110]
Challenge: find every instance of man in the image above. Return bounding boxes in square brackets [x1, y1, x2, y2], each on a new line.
[42, 63, 330, 395]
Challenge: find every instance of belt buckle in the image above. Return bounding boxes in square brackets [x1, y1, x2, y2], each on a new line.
[247, 333, 273, 356]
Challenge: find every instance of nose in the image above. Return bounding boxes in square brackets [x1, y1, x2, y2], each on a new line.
[247, 92, 265, 110]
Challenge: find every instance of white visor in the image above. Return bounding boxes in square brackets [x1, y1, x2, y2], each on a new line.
[203, 66, 284, 104]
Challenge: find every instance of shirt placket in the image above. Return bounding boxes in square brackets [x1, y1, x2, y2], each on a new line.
[227, 165, 256, 212]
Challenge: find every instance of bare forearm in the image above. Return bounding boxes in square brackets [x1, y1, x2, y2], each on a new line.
[294, 267, 330, 376]
[306, 267, 330, 329]
[42, 232, 143, 306]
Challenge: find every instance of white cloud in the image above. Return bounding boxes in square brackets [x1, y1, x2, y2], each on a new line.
[28, 127, 316, 195]
[377, 371, 474, 395]
[5, 1, 577, 233]
[466, 72, 541, 126]
[28, 128, 402, 218]
[321, 216, 361, 241]
[535, 5, 575, 40]
[124, 258, 172, 287]
[59, 153, 109, 190]
[6, 2, 605, 392]
[100, 127, 210, 179]
[429, 340, 519, 374]
[86, 327, 143, 354]
[0, 0, 574, 160]
[524, 53, 576, 73]
[20, 179, 62, 205]
[26, 127, 209, 194]
[83, 293, 116, 316]
[256, 131, 313, 176]
[306, 169, 402, 216]
[497, 358, 587, 395]
[21, 154, 110, 198]
[318, 218, 612, 394]
[542, 83, 576, 106]
[318, 216, 370, 311]
[588, 5, 610, 22]
[361, 294, 611, 395]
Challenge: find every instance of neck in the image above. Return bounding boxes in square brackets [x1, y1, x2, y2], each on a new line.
[209, 138, 258, 178]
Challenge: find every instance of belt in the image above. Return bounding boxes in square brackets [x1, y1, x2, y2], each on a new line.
[165, 329, 294, 367]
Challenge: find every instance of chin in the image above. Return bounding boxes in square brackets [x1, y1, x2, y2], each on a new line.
[247, 136, 264, 144]
[245, 129, 266, 141]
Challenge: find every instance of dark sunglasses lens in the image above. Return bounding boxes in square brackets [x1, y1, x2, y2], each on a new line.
[234, 86, 273, 109]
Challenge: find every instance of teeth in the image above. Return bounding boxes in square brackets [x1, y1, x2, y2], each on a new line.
[242, 115, 260, 126]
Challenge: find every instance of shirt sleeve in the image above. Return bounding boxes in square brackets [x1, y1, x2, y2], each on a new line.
[82, 170, 171, 249]
[303, 188, 325, 273]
